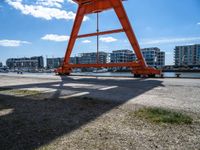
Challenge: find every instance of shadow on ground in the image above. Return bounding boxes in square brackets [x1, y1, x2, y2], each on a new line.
[0, 76, 163, 150]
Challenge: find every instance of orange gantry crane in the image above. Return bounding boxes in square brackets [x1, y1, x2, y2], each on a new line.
[56, 0, 161, 77]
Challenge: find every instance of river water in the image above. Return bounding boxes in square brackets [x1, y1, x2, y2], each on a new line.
[71, 72, 200, 78]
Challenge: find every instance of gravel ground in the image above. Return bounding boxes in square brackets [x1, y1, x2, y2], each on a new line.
[0, 74, 200, 150]
[0, 95, 199, 150]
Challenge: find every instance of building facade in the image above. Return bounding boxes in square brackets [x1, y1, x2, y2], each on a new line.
[109, 48, 165, 70]
[46, 57, 78, 69]
[6, 56, 44, 70]
[46, 53, 107, 69]
[70, 56, 80, 64]
[141, 47, 165, 68]
[174, 44, 200, 67]
[46, 57, 63, 69]
[157, 51, 165, 67]
[78, 52, 108, 64]
[110, 49, 135, 71]
[0, 62, 2, 67]
[110, 49, 135, 63]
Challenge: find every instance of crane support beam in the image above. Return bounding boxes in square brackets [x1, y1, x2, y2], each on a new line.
[77, 29, 124, 38]
[66, 62, 140, 68]
[63, 6, 85, 64]
[55, 0, 161, 77]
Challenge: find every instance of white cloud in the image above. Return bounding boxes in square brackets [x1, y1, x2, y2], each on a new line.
[82, 40, 91, 43]
[36, 0, 65, 8]
[100, 37, 117, 43]
[6, 0, 75, 20]
[141, 37, 200, 45]
[6, 0, 89, 21]
[41, 34, 69, 42]
[67, 0, 76, 4]
[0, 39, 31, 47]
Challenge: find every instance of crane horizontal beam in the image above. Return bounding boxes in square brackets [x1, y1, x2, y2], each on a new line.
[77, 29, 124, 38]
[64, 62, 140, 68]
[73, 0, 125, 5]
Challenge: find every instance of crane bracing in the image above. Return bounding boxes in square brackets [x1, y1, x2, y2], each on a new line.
[55, 0, 161, 77]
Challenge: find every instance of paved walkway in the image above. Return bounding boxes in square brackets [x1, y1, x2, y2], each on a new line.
[0, 73, 200, 113]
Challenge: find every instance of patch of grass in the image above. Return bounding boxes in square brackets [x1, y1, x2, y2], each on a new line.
[134, 107, 193, 124]
[84, 129, 90, 133]
[0, 89, 41, 96]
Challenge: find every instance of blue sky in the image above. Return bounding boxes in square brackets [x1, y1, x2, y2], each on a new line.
[0, 0, 200, 65]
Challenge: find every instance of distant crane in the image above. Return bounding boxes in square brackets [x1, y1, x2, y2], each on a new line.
[55, 0, 161, 77]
